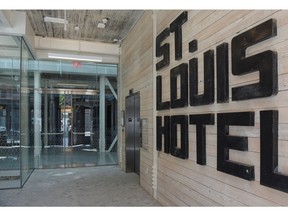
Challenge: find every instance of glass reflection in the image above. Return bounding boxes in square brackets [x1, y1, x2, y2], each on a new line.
[0, 34, 118, 189]
[0, 35, 21, 189]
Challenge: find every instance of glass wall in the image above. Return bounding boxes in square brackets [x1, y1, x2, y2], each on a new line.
[0, 34, 118, 189]
[20, 38, 34, 186]
[0, 35, 22, 189]
[35, 62, 118, 169]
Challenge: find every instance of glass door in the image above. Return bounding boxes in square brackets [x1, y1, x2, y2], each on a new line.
[39, 87, 117, 168]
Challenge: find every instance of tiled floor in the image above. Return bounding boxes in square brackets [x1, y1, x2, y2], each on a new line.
[0, 165, 160, 207]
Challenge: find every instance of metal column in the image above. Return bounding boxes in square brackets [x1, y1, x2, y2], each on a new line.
[72, 99, 85, 145]
[99, 76, 106, 152]
[34, 71, 41, 167]
[43, 79, 48, 147]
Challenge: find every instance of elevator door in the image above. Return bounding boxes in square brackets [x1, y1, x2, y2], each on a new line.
[125, 93, 140, 175]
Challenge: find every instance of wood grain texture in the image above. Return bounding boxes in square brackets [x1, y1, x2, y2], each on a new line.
[25, 10, 144, 43]
[120, 10, 288, 206]
[119, 11, 154, 189]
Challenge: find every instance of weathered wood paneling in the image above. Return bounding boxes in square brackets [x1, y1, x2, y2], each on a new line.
[120, 10, 288, 206]
[26, 10, 144, 43]
[119, 11, 154, 193]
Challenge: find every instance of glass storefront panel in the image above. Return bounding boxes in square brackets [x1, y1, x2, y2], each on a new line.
[37, 67, 118, 168]
[0, 35, 21, 189]
[0, 34, 118, 188]
[20, 38, 34, 185]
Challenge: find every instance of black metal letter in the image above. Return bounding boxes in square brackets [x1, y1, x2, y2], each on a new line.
[189, 114, 215, 165]
[216, 43, 229, 103]
[231, 19, 278, 101]
[170, 63, 188, 108]
[156, 116, 170, 154]
[170, 115, 189, 159]
[156, 75, 170, 110]
[217, 112, 255, 180]
[260, 110, 288, 193]
[190, 50, 215, 106]
[170, 11, 188, 60]
[156, 27, 170, 71]
[189, 39, 198, 53]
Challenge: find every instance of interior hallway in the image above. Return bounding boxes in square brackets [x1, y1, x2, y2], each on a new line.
[0, 166, 160, 206]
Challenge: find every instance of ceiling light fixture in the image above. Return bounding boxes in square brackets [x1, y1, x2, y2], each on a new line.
[48, 53, 103, 62]
[56, 83, 89, 87]
[44, 10, 68, 31]
[44, 17, 68, 24]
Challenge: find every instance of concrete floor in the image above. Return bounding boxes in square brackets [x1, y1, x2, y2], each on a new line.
[0, 165, 160, 207]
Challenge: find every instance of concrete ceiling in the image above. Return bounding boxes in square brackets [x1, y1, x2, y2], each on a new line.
[25, 10, 144, 44]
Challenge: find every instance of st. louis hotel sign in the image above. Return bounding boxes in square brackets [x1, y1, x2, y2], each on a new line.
[155, 11, 288, 193]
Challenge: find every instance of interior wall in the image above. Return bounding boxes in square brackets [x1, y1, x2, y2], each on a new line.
[119, 10, 288, 206]
[118, 11, 154, 195]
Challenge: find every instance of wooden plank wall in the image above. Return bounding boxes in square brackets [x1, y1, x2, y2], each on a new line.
[119, 10, 154, 194]
[119, 10, 288, 206]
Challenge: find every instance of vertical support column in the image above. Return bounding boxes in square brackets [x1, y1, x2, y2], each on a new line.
[73, 100, 85, 145]
[111, 101, 114, 134]
[117, 50, 124, 168]
[34, 71, 41, 167]
[49, 94, 60, 145]
[99, 76, 106, 152]
[43, 79, 48, 147]
[6, 105, 11, 132]
[92, 106, 98, 148]
[111, 100, 116, 142]
[20, 58, 30, 183]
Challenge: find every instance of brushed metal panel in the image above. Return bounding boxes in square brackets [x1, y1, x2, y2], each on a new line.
[125, 95, 135, 172]
[125, 93, 140, 174]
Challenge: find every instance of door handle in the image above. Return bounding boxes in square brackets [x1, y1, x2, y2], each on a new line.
[128, 118, 133, 122]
